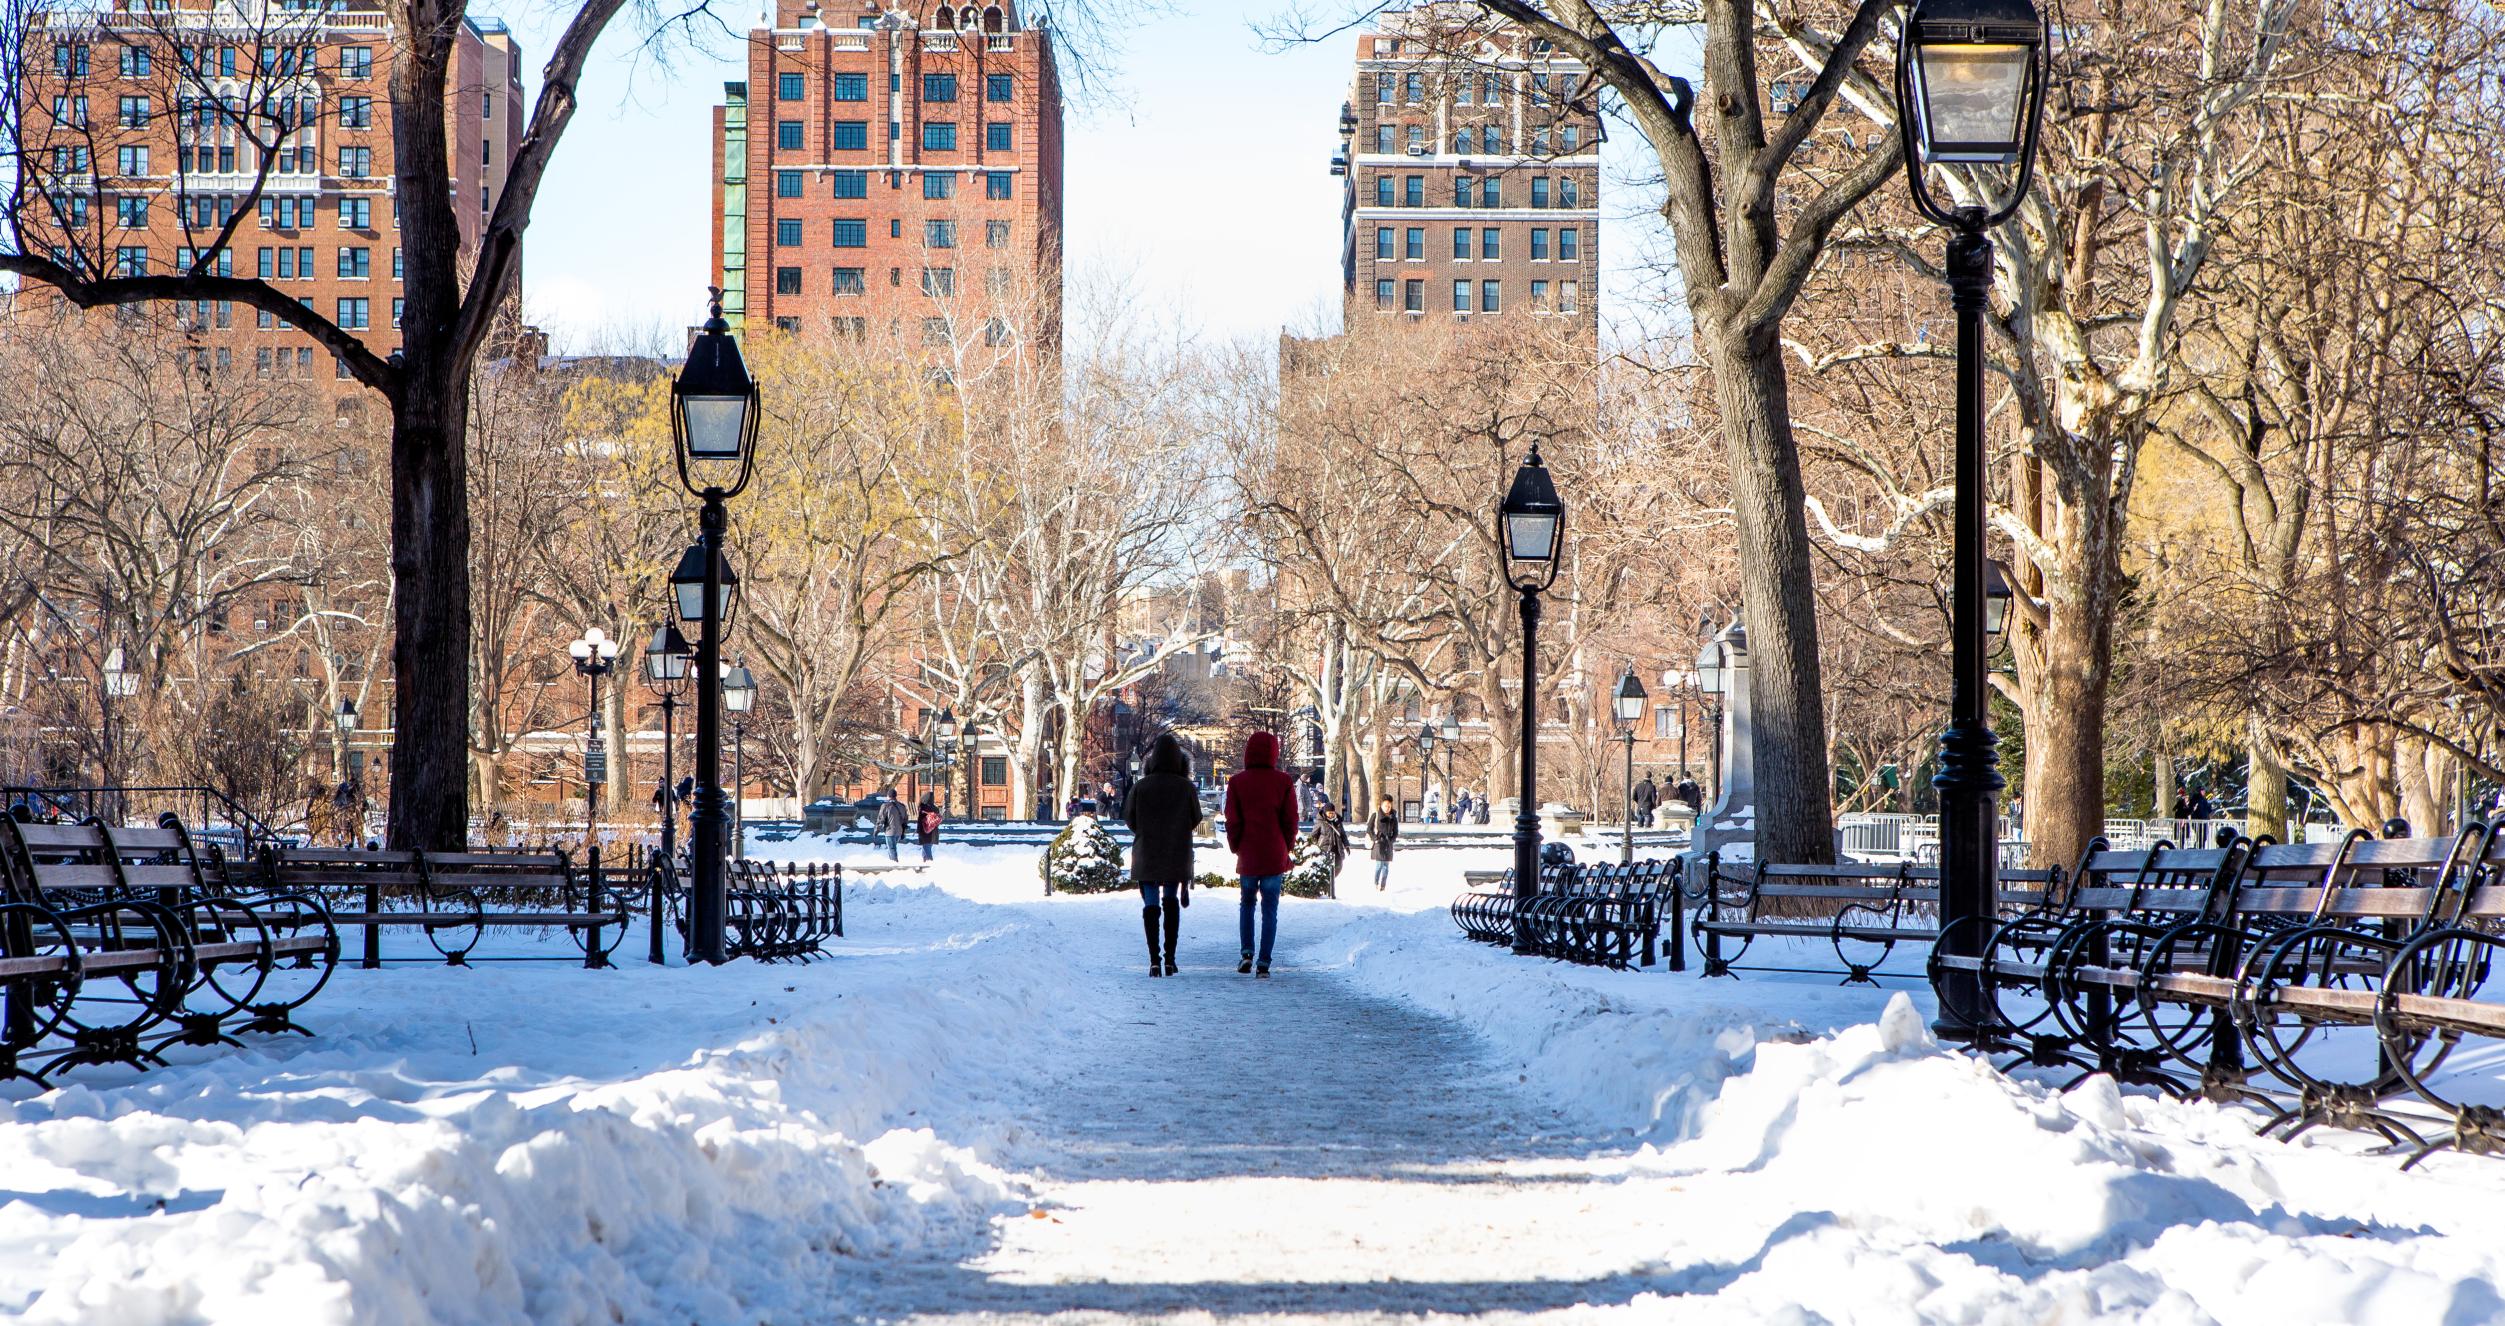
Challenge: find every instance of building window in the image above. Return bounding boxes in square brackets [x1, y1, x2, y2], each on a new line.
[1376, 72, 1394, 103]
[1560, 280, 1580, 314]
[775, 266, 802, 294]
[834, 72, 868, 101]
[985, 171, 1013, 199]
[1530, 279, 1549, 310]
[1563, 125, 1580, 151]
[1406, 124, 1424, 152]
[926, 219, 957, 248]
[117, 96, 147, 128]
[1481, 177, 1501, 207]
[1484, 125, 1506, 154]
[986, 219, 1011, 247]
[775, 170, 802, 197]
[1532, 127, 1550, 156]
[921, 266, 955, 296]
[982, 756, 1007, 786]
[832, 266, 865, 294]
[1531, 177, 1551, 209]
[1403, 279, 1422, 312]
[338, 247, 370, 278]
[776, 218, 803, 246]
[1452, 279, 1470, 312]
[985, 121, 1012, 151]
[1403, 72, 1423, 103]
[1561, 176, 1580, 207]
[1481, 280, 1500, 313]
[393, 247, 403, 278]
[1455, 176, 1473, 208]
[1371, 124, 1390, 153]
[343, 46, 372, 77]
[1403, 175, 1422, 207]
[1374, 278, 1394, 308]
[987, 73, 1013, 102]
[341, 96, 372, 128]
[983, 316, 1010, 345]
[924, 73, 958, 102]
[392, 296, 405, 328]
[116, 196, 148, 227]
[53, 43, 89, 77]
[1530, 228, 1549, 261]
[1449, 227, 1467, 260]
[114, 246, 147, 275]
[778, 72, 804, 101]
[1374, 175, 1393, 207]
[1453, 126, 1473, 154]
[338, 297, 370, 329]
[833, 315, 867, 336]
[924, 171, 955, 199]
[257, 246, 274, 278]
[922, 121, 957, 151]
[116, 145, 149, 176]
[1481, 227, 1499, 259]
[1482, 72, 1504, 104]
[119, 45, 150, 77]
[832, 169, 867, 198]
[341, 146, 372, 177]
[777, 120, 803, 150]
[832, 217, 866, 247]
[1404, 227, 1423, 260]
[1375, 227, 1394, 261]
[1559, 226, 1579, 261]
[1456, 76, 1472, 107]
[341, 197, 372, 229]
[775, 316, 800, 332]
[922, 317, 951, 345]
[832, 120, 868, 150]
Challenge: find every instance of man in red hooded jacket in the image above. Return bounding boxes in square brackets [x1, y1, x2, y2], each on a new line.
[1224, 730, 1299, 976]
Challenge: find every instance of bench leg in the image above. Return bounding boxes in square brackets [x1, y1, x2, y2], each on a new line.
[362, 878, 381, 970]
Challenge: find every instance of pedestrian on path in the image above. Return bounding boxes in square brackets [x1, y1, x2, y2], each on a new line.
[1424, 786, 1443, 825]
[1369, 794, 1400, 891]
[915, 796, 942, 862]
[1631, 773, 1658, 828]
[877, 791, 909, 861]
[1314, 799, 1351, 898]
[1225, 730, 1298, 978]
[1124, 732, 1201, 977]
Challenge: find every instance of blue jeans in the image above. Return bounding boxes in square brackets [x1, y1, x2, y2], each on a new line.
[919, 840, 933, 861]
[1239, 874, 1283, 964]
[884, 832, 899, 860]
[1138, 881, 1180, 909]
[1373, 859, 1391, 889]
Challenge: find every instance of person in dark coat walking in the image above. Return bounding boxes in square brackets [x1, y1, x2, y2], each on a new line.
[1124, 733, 1201, 976]
[914, 796, 941, 862]
[1630, 774, 1659, 828]
[1313, 799, 1350, 898]
[1368, 794, 1400, 890]
[1674, 774, 1703, 814]
[877, 792, 908, 861]
[1224, 731, 1298, 977]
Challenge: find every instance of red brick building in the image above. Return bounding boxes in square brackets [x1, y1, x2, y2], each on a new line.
[14, 0, 526, 371]
[710, 1, 1064, 353]
[1334, 6, 1599, 347]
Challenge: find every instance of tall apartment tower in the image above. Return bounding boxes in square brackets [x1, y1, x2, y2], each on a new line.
[711, 1, 1064, 352]
[1333, 6, 1599, 346]
[16, 1, 525, 370]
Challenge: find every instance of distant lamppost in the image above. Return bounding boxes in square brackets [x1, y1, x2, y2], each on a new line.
[1694, 631, 1728, 807]
[1613, 666, 1647, 865]
[724, 660, 757, 860]
[1417, 721, 1438, 821]
[669, 288, 761, 966]
[100, 644, 136, 821]
[1500, 445, 1565, 951]
[642, 622, 690, 964]
[568, 627, 621, 845]
[1438, 713, 1461, 814]
[1896, 0, 2048, 1036]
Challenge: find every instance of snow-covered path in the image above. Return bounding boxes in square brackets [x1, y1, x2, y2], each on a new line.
[839, 929, 1654, 1323]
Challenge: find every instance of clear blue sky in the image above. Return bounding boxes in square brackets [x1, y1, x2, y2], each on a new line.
[509, 0, 1672, 353]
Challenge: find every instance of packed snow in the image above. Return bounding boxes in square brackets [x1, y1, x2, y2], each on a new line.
[4, 835, 2504, 1322]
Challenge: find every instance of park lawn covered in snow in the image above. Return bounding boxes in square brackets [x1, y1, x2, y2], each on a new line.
[2, 835, 2504, 1322]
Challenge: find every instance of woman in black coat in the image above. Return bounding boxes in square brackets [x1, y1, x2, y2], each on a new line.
[1368, 795, 1400, 891]
[1123, 732, 1202, 976]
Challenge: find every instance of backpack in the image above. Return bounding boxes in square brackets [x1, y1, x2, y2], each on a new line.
[917, 807, 941, 836]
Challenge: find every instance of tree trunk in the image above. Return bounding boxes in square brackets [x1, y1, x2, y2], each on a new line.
[1707, 327, 1834, 864]
[2246, 713, 2288, 844]
[2023, 552, 2116, 870]
[386, 387, 472, 850]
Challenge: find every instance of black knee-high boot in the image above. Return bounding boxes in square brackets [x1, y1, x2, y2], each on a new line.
[1142, 906, 1163, 976]
[1161, 902, 1180, 975]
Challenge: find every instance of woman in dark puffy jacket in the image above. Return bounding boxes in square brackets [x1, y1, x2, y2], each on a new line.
[1123, 732, 1202, 976]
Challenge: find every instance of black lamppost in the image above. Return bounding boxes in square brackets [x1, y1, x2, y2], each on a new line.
[1896, 0, 2048, 1036]
[1438, 713, 1460, 811]
[98, 644, 135, 820]
[724, 660, 757, 860]
[1500, 445, 1565, 951]
[1613, 665, 1647, 865]
[1694, 632, 1727, 807]
[568, 627, 621, 846]
[669, 289, 761, 966]
[642, 622, 690, 964]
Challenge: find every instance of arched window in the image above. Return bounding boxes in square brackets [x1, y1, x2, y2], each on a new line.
[982, 5, 1004, 32]
[932, 5, 955, 28]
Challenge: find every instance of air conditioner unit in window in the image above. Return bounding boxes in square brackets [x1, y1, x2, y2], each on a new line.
[1405, 144, 1429, 156]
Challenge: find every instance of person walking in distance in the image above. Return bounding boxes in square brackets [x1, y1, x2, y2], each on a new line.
[1225, 731, 1298, 977]
[1313, 798, 1351, 899]
[1368, 794, 1400, 891]
[915, 796, 942, 863]
[877, 791, 908, 861]
[1631, 772, 1659, 829]
[1124, 733, 1201, 977]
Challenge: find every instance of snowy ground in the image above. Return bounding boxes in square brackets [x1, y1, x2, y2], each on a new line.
[5, 838, 2505, 1323]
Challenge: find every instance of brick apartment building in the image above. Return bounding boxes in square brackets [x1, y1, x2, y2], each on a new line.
[1333, 5, 1599, 346]
[710, 0, 1064, 353]
[15, 0, 525, 372]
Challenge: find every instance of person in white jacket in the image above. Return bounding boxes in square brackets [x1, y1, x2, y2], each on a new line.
[1423, 787, 1443, 825]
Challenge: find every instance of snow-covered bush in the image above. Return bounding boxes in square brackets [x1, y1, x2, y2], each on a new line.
[1283, 829, 1341, 898]
[1040, 814, 1126, 894]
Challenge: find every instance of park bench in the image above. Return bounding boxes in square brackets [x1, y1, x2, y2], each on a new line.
[1697, 855, 2057, 985]
[1450, 863, 1575, 947]
[722, 858, 844, 961]
[1450, 862, 1678, 969]
[0, 815, 338, 1083]
[251, 843, 629, 968]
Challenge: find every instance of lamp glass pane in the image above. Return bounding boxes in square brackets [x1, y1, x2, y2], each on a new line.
[681, 395, 748, 460]
[1914, 43, 2031, 161]
[675, 578, 705, 623]
[1615, 694, 1644, 722]
[1984, 593, 2008, 637]
[1504, 511, 1558, 563]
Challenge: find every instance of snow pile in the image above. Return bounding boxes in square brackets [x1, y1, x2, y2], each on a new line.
[0, 882, 1089, 1325]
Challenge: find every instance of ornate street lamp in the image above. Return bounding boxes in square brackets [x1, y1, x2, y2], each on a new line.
[1438, 713, 1461, 814]
[1500, 444, 1565, 951]
[1418, 721, 1438, 821]
[101, 644, 136, 819]
[672, 288, 761, 965]
[724, 660, 757, 861]
[642, 621, 691, 963]
[1896, 0, 2048, 1037]
[1695, 630, 1728, 806]
[568, 627, 620, 846]
[1613, 665, 1647, 865]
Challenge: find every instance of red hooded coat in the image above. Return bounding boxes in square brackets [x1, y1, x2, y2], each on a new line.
[1224, 731, 1299, 878]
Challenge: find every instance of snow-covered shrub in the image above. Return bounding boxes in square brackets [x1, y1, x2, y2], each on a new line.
[1283, 829, 1341, 898]
[1040, 814, 1126, 893]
